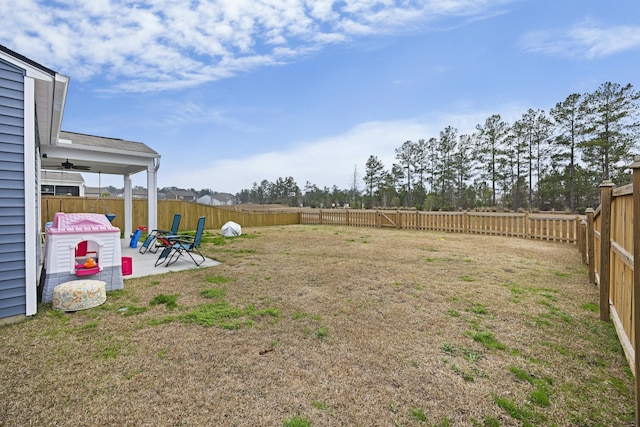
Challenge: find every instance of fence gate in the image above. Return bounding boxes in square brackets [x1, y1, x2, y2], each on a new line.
[377, 211, 396, 228]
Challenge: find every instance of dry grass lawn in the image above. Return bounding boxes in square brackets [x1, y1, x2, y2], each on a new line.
[0, 225, 634, 426]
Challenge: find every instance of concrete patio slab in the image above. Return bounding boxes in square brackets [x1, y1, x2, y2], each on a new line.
[120, 239, 220, 279]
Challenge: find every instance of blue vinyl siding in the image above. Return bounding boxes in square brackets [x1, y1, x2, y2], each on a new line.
[0, 58, 26, 319]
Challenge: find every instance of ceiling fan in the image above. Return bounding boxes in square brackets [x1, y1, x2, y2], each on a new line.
[61, 159, 90, 171]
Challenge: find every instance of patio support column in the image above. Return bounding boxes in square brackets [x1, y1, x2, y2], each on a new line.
[123, 174, 132, 238]
[147, 161, 158, 232]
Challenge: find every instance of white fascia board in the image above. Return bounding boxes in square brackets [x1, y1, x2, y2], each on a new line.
[44, 144, 158, 165]
[49, 73, 70, 144]
[0, 51, 54, 81]
[52, 141, 159, 160]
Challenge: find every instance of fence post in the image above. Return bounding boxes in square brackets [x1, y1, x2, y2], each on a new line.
[524, 212, 530, 240]
[578, 217, 587, 264]
[463, 211, 468, 234]
[319, 210, 323, 225]
[599, 180, 614, 322]
[630, 157, 640, 427]
[345, 209, 350, 226]
[586, 208, 595, 284]
[376, 211, 381, 228]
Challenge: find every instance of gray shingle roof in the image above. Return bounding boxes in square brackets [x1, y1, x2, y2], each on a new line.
[59, 131, 158, 155]
[0, 44, 55, 75]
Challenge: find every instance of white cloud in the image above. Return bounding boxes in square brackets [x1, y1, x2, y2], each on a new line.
[81, 103, 528, 193]
[0, 0, 512, 92]
[521, 19, 640, 59]
[160, 108, 513, 193]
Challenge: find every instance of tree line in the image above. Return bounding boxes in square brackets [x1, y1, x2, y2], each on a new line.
[238, 82, 639, 213]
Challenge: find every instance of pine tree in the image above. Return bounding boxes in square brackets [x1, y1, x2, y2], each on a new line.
[364, 155, 385, 208]
[433, 126, 457, 210]
[581, 82, 640, 184]
[455, 134, 475, 209]
[475, 114, 509, 207]
[395, 140, 417, 207]
[522, 109, 552, 210]
[551, 93, 586, 212]
[505, 120, 528, 211]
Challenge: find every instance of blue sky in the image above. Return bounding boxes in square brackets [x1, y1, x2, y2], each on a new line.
[1, 0, 639, 194]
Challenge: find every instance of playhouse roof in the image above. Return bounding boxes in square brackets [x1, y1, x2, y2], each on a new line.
[47, 212, 119, 234]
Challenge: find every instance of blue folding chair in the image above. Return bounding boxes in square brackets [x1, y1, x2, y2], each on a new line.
[155, 216, 206, 267]
[139, 213, 181, 254]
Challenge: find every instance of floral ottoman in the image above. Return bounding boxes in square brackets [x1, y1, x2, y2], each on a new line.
[52, 280, 107, 311]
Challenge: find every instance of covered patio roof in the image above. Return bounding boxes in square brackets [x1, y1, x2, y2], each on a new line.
[41, 131, 160, 176]
[40, 131, 162, 236]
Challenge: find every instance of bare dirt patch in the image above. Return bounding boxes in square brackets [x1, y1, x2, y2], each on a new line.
[0, 225, 634, 426]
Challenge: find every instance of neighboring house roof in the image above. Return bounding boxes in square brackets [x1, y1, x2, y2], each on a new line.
[165, 189, 197, 199]
[215, 192, 236, 203]
[41, 170, 85, 185]
[132, 188, 148, 198]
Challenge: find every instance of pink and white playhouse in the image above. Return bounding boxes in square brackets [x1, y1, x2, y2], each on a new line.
[41, 212, 123, 302]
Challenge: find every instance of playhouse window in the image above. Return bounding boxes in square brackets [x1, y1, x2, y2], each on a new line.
[74, 240, 100, 276]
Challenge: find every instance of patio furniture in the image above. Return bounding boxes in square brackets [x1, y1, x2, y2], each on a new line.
[51, 280, 107, 311]
[139, 213, 181, 254]
[155, 216, 206, 267]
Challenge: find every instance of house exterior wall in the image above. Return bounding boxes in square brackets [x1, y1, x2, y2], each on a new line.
[0, 58, 27, 318]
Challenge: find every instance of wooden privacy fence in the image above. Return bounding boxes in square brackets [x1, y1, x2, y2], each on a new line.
[579, 180, 636, 371]
[41, 198, 300, 233]
[575, 159, 640, 426]
[43, 198, 579, 243]
[300, 210, 580, 243]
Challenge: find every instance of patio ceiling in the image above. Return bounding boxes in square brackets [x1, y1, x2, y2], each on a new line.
[40, 131, 160, 176]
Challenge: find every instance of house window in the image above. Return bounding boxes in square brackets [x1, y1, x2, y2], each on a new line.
[54, 186, 79, 196]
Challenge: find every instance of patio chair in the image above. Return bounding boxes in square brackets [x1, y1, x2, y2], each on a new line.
[139, 213, 181, 254]
[155, 216, 206, 267]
